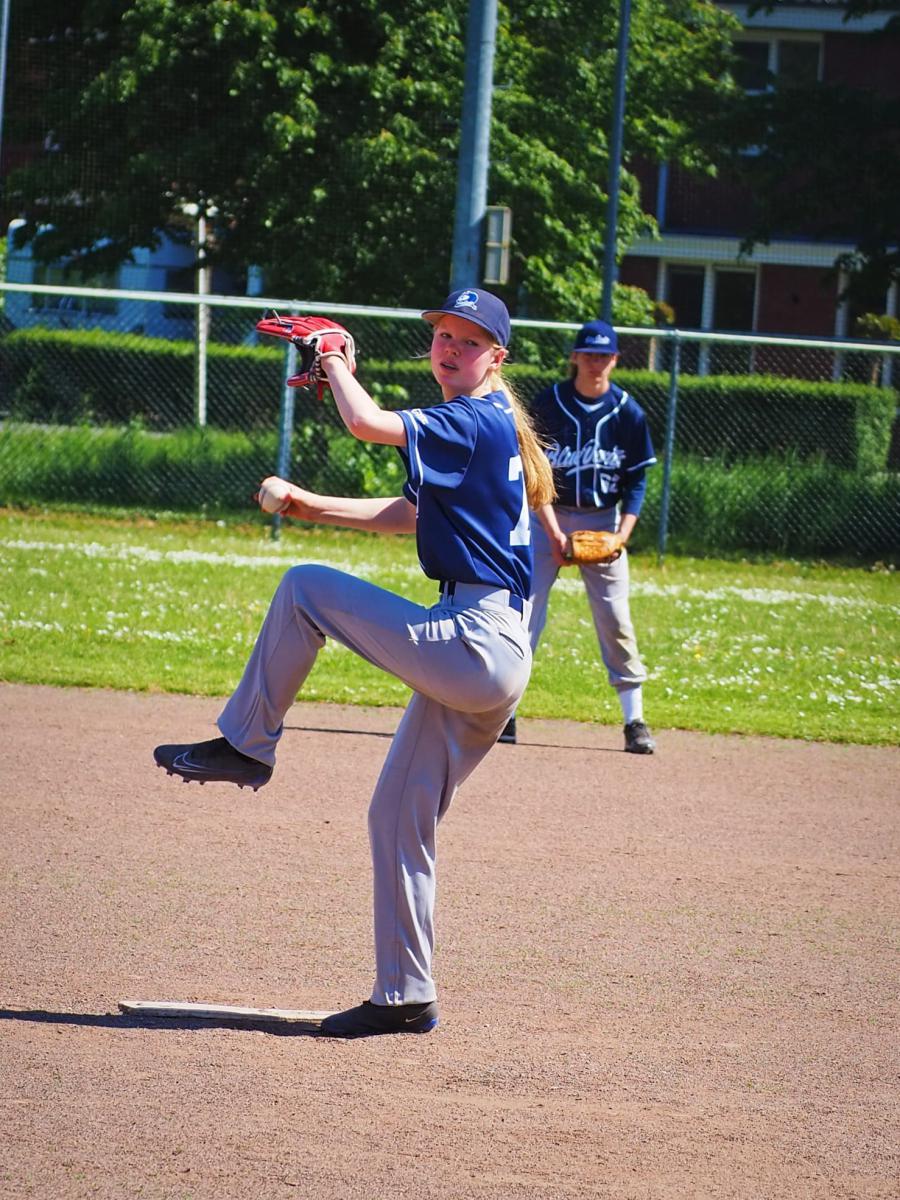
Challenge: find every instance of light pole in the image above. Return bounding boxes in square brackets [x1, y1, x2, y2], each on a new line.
[450, 0, 498, 291]
[600, 0, 631, 323]
[0, 0, 11, 183]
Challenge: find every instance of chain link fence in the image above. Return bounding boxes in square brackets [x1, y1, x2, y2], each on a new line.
[1, 282, 898, 562]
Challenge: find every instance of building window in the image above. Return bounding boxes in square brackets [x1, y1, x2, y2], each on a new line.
[661, 264, 758, 375]
[733, 35, 822, 93]
[776, 39, 821, 88]
[711, 269, 757, 374]
[733, 40, 770, 92]
[663, 265, 705, 374]
[666, 266, 705, 329]
[713, 270, 756, 333]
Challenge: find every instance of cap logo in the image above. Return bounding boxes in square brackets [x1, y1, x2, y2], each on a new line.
[586, 333, 611, 345]
[455, 290, 479, 312]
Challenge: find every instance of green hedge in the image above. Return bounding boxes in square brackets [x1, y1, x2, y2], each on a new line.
[0, 327, 285, 431]
[0, 419, 404, 513]
[613, 370, 896, 475]
[0, 327, 895, 472]
[1, 420, 897, 559]
[638, 454, 900, 560]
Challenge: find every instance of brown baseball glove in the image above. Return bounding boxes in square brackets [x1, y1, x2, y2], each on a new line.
[568, 529, 624, 564]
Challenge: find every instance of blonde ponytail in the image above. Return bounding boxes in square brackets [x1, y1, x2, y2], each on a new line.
[489, 365, 556, 509]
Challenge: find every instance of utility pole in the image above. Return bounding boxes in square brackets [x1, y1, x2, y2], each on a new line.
[0, 0, 11, 182]
[450, 0, 498, 292]
[600, 0, 631, 323]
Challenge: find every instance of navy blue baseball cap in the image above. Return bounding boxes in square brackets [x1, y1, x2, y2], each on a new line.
[573, 319, 618, 355]
[422, 288, 511, 348]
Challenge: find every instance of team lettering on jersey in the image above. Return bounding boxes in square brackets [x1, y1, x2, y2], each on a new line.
[545, 442, 627, 474]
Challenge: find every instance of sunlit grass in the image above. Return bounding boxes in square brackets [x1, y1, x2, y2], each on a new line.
[1, 507, 897, 744]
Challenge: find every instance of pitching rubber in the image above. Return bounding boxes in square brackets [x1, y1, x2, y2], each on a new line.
[119, 1000, 334, 1027]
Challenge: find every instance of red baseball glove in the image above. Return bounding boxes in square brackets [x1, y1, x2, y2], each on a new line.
[256, 311, 357, 398]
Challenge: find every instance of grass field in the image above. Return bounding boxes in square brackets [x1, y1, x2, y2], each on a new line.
[1, 506, 897, 744]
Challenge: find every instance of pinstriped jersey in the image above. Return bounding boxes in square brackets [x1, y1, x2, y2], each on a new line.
[397, 390, 533, 599]
[530, 379, 656, 512]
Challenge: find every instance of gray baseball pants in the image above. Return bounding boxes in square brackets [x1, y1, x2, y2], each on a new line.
[529, 506, 647, 689]
[217, 564, 532, 1005]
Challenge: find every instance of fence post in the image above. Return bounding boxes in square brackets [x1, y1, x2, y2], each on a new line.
[194, 212, 210, 427]
[271, 340, 297, 542]
[657, 331, 680, 562]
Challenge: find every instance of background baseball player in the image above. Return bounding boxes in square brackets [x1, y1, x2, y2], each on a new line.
[154, 289, 555, 1038]
[499, 318, 657, 754]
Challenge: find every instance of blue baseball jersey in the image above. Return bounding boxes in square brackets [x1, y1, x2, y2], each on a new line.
[397, 391, 533, 599]
[531, 379, 656, 513]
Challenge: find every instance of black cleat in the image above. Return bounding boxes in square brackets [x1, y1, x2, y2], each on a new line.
[319, 1000, 438, 1039]
[623, 720, 655, 755]
[153, 736, 272, 791]
[497, 716, 517, 745]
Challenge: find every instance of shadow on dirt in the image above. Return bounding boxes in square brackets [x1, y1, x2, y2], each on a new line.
[0, 1008, 323, 1036]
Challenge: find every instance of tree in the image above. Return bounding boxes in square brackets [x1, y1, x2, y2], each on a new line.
[490, 0, 739, 317]
[3, 0, 739, 319]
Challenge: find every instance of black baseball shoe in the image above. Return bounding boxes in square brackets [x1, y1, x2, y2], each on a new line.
[153, 736, 272, 791]
[497, 716, 517, 744]
[623, 720, 655, 755]
[319, 1000, 438, 1039]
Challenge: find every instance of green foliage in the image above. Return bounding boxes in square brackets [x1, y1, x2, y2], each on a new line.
[855, 312, 900, 342]
[2, 328, 894, 474]
[3, 0, 740, 318]
[489, 0, 739, 318]
[609, 284, 656, 327]
[614, 370, 896, 474]
[0, 422, 279, 512]
[0, 327, 284, 429]
[2, 419, 898, 559]
[644, 454, 900, 559]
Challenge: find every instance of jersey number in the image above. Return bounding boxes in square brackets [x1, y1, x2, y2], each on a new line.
[508, 455, 531, 546]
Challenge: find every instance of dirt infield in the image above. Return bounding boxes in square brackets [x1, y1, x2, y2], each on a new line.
[1, 683, 897, 1199]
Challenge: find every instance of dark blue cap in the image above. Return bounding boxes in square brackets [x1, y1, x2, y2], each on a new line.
[573, 319, 618, 354]
[422, 288, 511, 348]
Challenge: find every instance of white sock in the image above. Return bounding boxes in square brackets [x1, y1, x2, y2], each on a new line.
[618, 685, 643, 725]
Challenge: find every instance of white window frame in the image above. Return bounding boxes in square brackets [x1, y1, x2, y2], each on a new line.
[657, 259, 759, 375]
[733, 29, 823, 95]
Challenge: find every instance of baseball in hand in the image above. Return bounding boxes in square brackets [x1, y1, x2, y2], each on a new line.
[257, 476, 293, 515]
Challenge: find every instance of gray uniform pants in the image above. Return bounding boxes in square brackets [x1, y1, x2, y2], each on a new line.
[217, 564, 532, 1006]
[530, 506, 646, 690]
